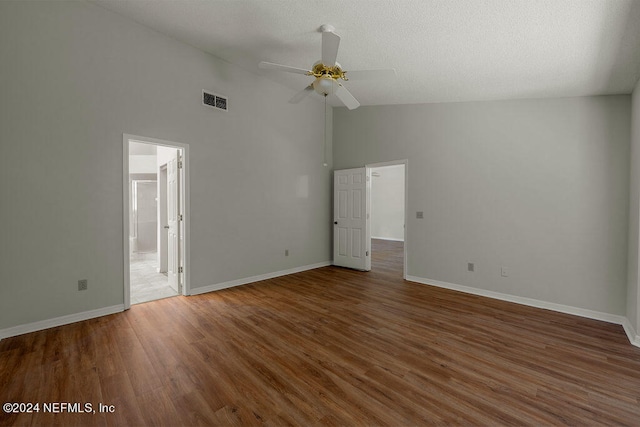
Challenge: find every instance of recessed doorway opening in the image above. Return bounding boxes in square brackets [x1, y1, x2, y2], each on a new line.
[332, 160, 407, 278]
[368, 161, 407, 278]
[123, 134, 190, 309]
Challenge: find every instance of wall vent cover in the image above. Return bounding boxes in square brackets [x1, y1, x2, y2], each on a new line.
[203, 90, 228, 112]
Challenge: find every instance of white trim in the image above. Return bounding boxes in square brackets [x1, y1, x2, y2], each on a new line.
[366, 159, 408, 279]
[367, 159, 407, 169]
[371, 236, 405, 242]
[2, 274, 635, 349]
[123, 138, 130, 309]
[410, 275, 640, 348]
[406, 275, 626, 325]
[190, 262, 331, 295]
[0, 305, 124, 340]
[621, 318, 640, 348]
[123, 134, 191, 309]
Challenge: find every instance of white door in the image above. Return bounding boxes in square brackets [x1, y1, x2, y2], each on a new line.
[167, 150, 181, 293]
[333, 168, 371, 271]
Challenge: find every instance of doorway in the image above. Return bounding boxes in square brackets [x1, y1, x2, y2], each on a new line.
[130, 177, 169, 304]
[123, 134, 190, 309]
[332, 161, 407, 277]
[368, 162, 406, 278]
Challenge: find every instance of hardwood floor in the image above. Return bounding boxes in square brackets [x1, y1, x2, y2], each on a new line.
[2, 239, 640, 426]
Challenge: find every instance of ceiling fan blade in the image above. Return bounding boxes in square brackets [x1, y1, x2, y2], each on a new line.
[334, 84, 360, 110]
[289, 85, 314, 104]
[345, 69, 397, 80]
[322, 31, 340, 66]
[259, 61, 310, 75]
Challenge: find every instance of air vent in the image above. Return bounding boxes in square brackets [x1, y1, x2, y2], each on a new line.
[203, 90, 228, 112]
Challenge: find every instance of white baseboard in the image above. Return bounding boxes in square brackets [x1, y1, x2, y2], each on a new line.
[371, 236, 404, 242]
[406, 275, 632, 331]
[621, 318, 640, 348]
[4, 272, 636, 350]
[0, 263, 331, 340]
[0, 304, 125, 340]
[190, 261, 331, 295]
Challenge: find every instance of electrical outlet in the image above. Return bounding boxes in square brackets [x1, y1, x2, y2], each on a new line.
[285, 249, 289, 256]
[78, 279, 88, 291]
[467, 262, 475, 272]
[501, 267, 508, 277]
[416, 211, 424, 219]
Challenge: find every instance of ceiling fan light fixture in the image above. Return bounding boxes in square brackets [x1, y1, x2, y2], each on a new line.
[260, 24, 393, 110]
[313, 75, 338, 95]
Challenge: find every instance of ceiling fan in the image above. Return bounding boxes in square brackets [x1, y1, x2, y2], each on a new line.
[259, 24, 396, 110]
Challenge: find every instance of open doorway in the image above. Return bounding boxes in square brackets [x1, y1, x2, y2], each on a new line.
[123, 134, 189, 309]
[130, 176, 168, 304]
[332, 161, 407, 276]
[368, 161, 407, 278]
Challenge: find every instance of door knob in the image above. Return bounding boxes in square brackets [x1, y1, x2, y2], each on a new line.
[334, 221, 338, 225]
[164, 226, 170, 229]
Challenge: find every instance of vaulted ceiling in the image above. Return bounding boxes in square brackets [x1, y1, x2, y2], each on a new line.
[92, 0, 640, 107]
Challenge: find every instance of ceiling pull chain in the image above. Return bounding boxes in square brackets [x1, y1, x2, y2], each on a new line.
[324, 94, 328, 167]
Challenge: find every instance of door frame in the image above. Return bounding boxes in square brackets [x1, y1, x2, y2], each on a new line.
[365, 159, 408, 279]
[122, 133, 190, 309]
[158, 164, 168, 273]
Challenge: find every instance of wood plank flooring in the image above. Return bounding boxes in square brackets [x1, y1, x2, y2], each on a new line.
[2, 239, 640, 426]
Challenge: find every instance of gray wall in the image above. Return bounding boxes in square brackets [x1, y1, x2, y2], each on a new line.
[628, 79, 640, 334]
[0, 1, 332, 329]
[334, 96, 630, 315]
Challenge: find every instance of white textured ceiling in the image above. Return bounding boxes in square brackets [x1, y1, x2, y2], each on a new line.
[91, 0, 640, 107]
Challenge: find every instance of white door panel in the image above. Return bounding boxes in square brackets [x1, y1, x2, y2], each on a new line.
[333, 168, 370, 271]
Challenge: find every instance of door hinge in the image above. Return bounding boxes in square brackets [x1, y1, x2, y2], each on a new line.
[179, 266, 183, 273]
[366, 251, 369, 256]
[178, 214, 183, 221]
[178, 159, 183, 169]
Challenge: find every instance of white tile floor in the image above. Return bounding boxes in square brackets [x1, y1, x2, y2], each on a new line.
[130, 252, 178, 305]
